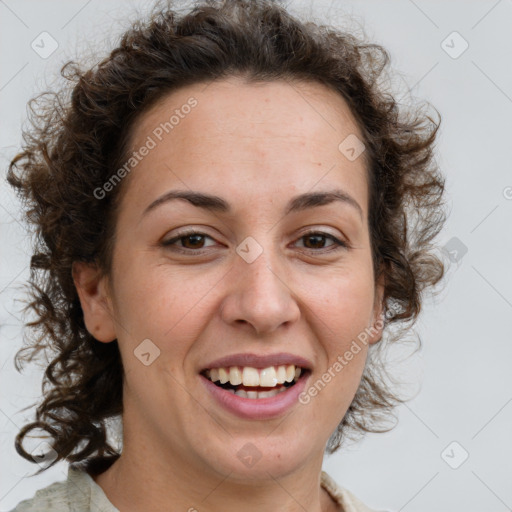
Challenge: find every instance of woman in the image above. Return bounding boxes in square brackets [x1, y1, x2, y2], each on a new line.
[7, 0, 445, 510]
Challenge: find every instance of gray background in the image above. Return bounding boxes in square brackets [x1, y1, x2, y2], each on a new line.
[1, 1, 511, 511]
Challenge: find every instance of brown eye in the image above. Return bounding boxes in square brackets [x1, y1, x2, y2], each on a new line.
[181, 234, 207, 249]
[295, 231, 347, 251]
[162, 231, 217, 253]
[302, 234, 328, 249]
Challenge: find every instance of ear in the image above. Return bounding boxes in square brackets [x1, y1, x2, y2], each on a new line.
[368, 271, 385, 345]
[72, 261, 117, 343]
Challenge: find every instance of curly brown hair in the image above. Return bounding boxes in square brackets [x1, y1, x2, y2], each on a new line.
[7, 0, 445, 475]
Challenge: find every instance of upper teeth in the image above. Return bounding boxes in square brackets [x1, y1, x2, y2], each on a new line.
[206, 365, 302, 387]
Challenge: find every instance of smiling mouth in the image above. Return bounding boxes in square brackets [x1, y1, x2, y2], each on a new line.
[201, 364, 306, 399]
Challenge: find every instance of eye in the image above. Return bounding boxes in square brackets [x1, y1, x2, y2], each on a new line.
[161, 229, 349, 255]
[161, 230, 218, 253]
[293, 231, 348, 252]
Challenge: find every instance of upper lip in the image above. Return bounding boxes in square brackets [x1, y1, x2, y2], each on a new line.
[201, 352, 313, 372]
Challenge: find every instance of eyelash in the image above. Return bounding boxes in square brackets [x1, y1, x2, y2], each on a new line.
[161, 229, 349, 255]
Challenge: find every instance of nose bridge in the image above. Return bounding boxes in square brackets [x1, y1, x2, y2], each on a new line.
[240, 245, 282, 295]
[219, 235, 300, 335]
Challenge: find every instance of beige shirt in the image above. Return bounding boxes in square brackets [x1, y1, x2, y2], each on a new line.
[10, 465, 384, 512]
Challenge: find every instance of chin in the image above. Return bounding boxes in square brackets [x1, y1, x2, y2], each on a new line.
[197, 434, 320, 482]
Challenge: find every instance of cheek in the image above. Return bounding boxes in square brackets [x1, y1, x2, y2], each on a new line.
[305, 280, 371, 419]
[110, 258, 222, 360]
[307, 266, 376, 329]
[302, 264, 375, 393]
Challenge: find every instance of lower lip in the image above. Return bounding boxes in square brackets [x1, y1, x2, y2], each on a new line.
[200, 373, 309, 420]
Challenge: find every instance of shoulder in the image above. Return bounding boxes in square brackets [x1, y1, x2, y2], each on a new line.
[321, 471, 393, 512]
[8, 477, 70, 512]
[8, 464, 118, 512]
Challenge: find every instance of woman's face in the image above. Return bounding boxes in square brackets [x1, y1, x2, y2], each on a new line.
[78, 77, 383, 480]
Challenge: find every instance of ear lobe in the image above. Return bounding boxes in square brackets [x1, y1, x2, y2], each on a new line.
[72, 261, 117, 343]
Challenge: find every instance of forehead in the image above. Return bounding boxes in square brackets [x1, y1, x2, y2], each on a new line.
[132, 76, 363, 150]
[122, 77, 368, 216]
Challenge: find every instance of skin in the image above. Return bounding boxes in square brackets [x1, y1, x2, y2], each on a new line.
[73, 76, 384, 512]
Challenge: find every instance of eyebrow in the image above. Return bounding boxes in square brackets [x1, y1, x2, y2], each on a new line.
[142, 189, 363, 219]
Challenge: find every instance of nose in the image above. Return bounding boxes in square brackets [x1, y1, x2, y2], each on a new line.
[219, 248, 301, 336]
